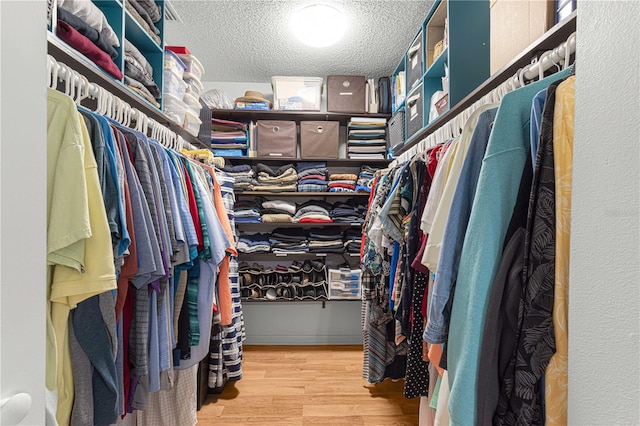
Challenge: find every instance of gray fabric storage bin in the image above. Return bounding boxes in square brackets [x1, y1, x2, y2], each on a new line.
[300, 121, 339, 159]
[406, 30, 423, 90]
[388, 108, 406, 150]
[256, 120, 297, 158]
[406, 83, 424, 140]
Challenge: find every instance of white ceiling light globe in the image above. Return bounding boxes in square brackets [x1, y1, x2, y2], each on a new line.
[291, 4, 347, 48]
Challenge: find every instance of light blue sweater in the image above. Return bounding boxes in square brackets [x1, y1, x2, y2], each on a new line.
[447, 68, 571, 426]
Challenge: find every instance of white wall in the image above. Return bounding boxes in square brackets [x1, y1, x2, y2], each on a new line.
[0, 1, 47, 425]
[243, 301, 363, 345]
[570, 1, 640, 424]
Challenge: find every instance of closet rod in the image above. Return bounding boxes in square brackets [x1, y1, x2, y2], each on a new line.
[48, 54, 199, 152]
[520, 32, 576, 82]
[47, 34, 209, 150]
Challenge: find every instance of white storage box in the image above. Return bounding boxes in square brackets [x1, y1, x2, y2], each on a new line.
[163, 68, 188, 100]
[182, 92, 201, 115]
[182, 109, 202, 136]
[178, 54, 205, 81]
[183, 71, 204, 96]
[163, 93, 188, 125]
[328, 269, 362, 300]
[272, 76, 323, 111]
[164, 50, 186, 79]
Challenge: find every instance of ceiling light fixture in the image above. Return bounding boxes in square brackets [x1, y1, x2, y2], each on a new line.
[290, 4, 347, 48]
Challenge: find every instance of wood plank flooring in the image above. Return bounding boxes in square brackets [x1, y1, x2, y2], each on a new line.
[198, 345, 420, 425]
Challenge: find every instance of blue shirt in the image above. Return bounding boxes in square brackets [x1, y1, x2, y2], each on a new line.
[176, 170, 230, 370]
[530, 89, 547, 168]
[424, 108, 498, 344]
[447, 68, 571, 426]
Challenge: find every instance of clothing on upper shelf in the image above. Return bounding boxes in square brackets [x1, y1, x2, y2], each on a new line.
[57, 7, 118, 59]
[124, 0, 161, 45]
[56, 20, 123, 80]
[124, 40, 160, 99]
[129, 0, 161, 36]
[58, 0, 120, 47]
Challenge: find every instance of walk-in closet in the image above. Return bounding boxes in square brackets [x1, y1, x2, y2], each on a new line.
[0, 1, 638, 425]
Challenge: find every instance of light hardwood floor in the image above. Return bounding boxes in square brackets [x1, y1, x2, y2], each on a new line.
[197, 345, 420, 425]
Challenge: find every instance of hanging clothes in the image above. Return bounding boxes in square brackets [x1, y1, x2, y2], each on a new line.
[46, 87, 244, 426]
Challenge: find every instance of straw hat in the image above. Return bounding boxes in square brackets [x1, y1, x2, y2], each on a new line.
[235, 90, 272, 107]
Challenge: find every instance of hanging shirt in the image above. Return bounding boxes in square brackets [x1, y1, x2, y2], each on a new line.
[446, 68, 571, 426]
[530, 89, 548, 169]
[46, 89, 117, 425]
[423, 107, 498, 344]
[422, 102, 500, 269]
[176, 168, 230, 370]
[545, 75, 575, 426]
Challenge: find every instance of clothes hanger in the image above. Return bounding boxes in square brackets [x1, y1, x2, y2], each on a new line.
[564, 32, 576, 70]
[537, 51, 553, 81]
[76, 75, 90, 106]
[47, 55, 56, 89]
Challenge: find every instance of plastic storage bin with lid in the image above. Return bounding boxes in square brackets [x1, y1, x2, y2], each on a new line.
[178, 54, 205, 81]
[182, 109, 202, 137]
[164, 50, 186, 79]
[182, 92, 202, 115]
[272, 76, 323, 111]
[183, 71, 204, 97]
[163, 93, 189, 125]
[163, 68, 188, 100]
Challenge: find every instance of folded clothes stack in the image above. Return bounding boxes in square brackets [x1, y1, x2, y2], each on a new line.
[293, 200, 333, 223]
[235, 200, 262, 223]
[237, 233, 271, 253]
[255, 163, 298, 192]
[222, 164, 255, 191]
[356, 165, 379, 192]
[307, 228, 344, 253]
[269, 227, 309, 254]
[56, 0, 122, 79]
[329, 200, 367, 224]
[328, 173, 358, 193]
[123, 39, 161, 104]
[57, 7, 118, 59]
[343, 229, 363, 254]
[297, 161, 328, 192]
[125, 0, 162, 45]
[261, 199, 297, 223]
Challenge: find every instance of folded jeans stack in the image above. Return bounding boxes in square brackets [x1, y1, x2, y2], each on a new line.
[269, 227, 309, 254]
[329, 201, 367, 224]
[235, 200, 262, 223]
[297, 161, 328, 192]
[307, 227, 345, 253]
[237, 233, 271, 253]
[222, 164, 255, 192]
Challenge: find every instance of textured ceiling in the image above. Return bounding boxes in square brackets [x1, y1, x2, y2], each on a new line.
[165, 0, 434, 83]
